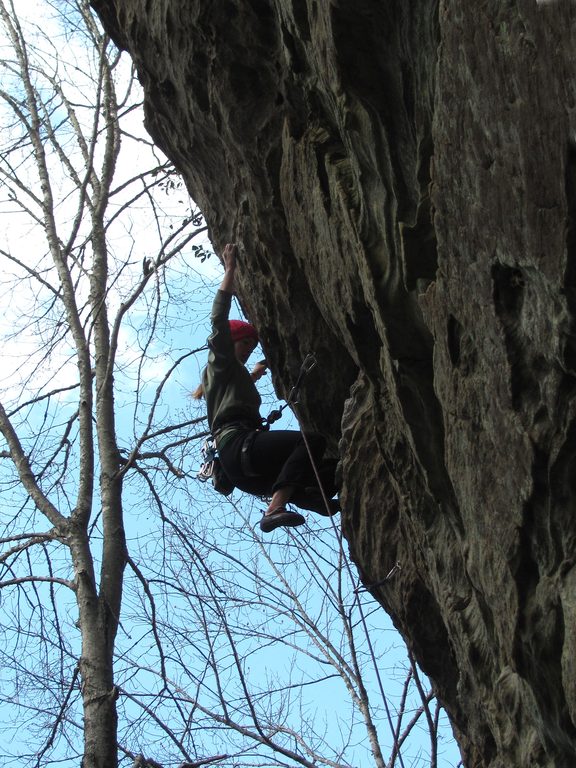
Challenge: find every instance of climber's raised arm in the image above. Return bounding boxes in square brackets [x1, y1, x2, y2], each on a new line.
[219, 242, 237, 294]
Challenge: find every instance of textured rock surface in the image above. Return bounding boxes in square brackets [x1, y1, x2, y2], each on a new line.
[91, 1, 576, 765]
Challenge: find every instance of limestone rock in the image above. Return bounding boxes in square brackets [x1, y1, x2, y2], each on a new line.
[91, 0, 576, 765]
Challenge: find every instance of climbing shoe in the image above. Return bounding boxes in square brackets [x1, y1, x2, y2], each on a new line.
[259, 507, 306, 533]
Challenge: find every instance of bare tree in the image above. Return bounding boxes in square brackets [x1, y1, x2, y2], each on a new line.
[0, 2, 459, 767]
[0, 1, 208, 765]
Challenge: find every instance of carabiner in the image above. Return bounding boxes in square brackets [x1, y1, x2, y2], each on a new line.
[300, 352, 317, 375]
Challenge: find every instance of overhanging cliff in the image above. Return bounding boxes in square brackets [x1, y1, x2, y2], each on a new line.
[90, 1, 576, 765]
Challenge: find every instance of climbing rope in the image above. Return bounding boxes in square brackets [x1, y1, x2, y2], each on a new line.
[198, 344, 411, 766]
[287, 356, 408, 768]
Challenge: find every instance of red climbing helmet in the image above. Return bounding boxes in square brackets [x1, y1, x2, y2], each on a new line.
[229, 319, 258, 343]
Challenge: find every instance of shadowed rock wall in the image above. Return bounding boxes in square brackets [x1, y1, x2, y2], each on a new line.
[91, 1, 576, 765]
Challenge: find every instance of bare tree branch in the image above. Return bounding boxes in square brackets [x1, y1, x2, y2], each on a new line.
[0, 402, 67, 529]
[0, 574, 74, 589]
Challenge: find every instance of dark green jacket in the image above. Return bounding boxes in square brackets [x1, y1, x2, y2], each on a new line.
[203, 290, 261, 438]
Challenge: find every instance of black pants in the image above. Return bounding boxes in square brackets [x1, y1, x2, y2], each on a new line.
[218, 428, 338, 513]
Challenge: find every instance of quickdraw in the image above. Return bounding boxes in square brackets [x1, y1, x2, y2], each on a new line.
[264, 352, 317, 426]
[353, 562, 402, 594]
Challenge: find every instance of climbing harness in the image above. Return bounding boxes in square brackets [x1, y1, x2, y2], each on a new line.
[198, 352, 318, 492]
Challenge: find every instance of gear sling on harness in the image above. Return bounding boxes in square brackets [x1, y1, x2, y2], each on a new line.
[197, 437, 235, 495]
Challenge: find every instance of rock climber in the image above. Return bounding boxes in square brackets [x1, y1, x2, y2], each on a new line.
[194, 242, 339, 532]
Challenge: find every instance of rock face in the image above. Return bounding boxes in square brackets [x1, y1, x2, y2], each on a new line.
[91, 1, 576, 765]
